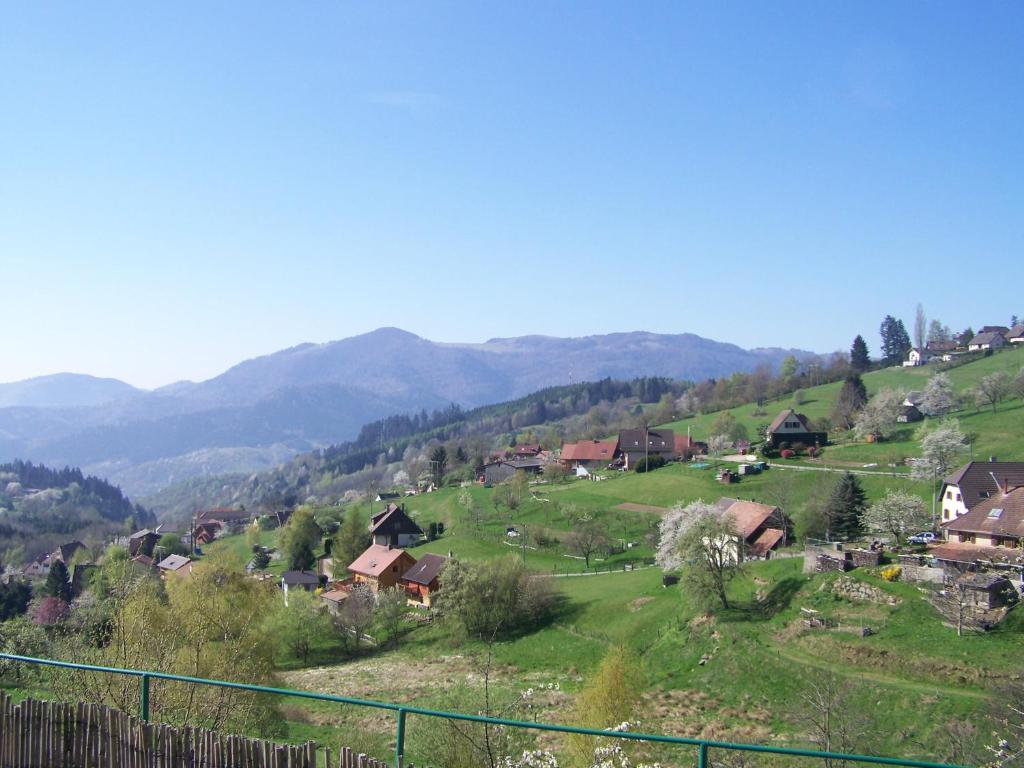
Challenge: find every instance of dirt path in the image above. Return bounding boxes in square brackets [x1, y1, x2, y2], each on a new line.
[767, 463, 907, 477]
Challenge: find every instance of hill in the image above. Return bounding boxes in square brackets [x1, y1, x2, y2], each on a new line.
[0, 373, 140, 408]
[0, 328, 816, 495]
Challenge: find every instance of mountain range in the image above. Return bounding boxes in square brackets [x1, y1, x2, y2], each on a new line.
[0, 328, 815, 495]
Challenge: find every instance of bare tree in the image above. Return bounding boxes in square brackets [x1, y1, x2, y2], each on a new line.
[337, 587, 375, 651]
[795, 675, 872, 767]
[974, 371, 1011, 413]
[914, 303, 927, 352]
[932, 566, 983, 637]
[567, 520, 609, 569]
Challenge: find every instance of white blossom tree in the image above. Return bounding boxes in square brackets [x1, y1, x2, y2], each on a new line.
[852, 388, 905, 440]
[911, 420, 968, 482]
[974, 371, 1011, 413]
[863, 489, 930, 544]
[920, 372, 955, 417]
[655, 499, 717, 571]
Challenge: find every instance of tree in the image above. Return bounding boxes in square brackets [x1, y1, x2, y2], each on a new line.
[914, 303, 927, 351]
[920, 372, 955, 417]
[375, 586, 408, 648]
[956, 327, 974, 347]
[795, 675, 873, 766]
[912, 419, 968, 481]
[278, 506, 321, 571]
[831, 374, 868, 430]
[674, 503, 743, 609]
[156, 533, 188, 559]
[852, 388, 905, 440]
[974, 371, 1011, 413]
[568, 647, 645, 766]
[32, 596, 69, 627]
[711, 411, 747, 443]
[429, 445, 449, 485]
[0, 580, 31, 621]
[333, 507, 370, 572]
[542, 462, 569, 484]
[927, 319, 952, 345]
[879, 315, 912, 366]
[566, 521, 609, 569]
[850, 335, 870, 372]
[43, 560, 72, 602]
[336, 588, 374, 652]
[822, 473, 867, 540]
[863, 489, 930, 544]
[267, 588, 329, 665]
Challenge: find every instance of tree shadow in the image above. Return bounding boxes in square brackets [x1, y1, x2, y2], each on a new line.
[714, 576, 804, 623]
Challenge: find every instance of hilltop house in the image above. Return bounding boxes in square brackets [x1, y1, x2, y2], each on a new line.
[766, 409, 827, 449]
[938, 460, 1024, 523]
[713, 499, 791, 561]
[347, 544, 417, 594]
[903, 348, 932, 367]
[968, 332, 1006, 351]
[401, 553, 449, 608]
[617, 429, 675, 470]
[369, 504, 423, 548]
[559, 439, 619, 470]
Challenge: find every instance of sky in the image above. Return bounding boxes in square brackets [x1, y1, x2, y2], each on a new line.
[1, 2, 1021, 389]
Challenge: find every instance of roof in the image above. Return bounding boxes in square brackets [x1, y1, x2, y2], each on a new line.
[54, 541, 85, 562]
[715, 499, 783, 540]
[320, 589, 350, 604]
[979, 325, 1010, 335]
[348, 545, 412, 578]
[969, 331, 1004, 346]
[131, 554, 155, 567]
[944, 484, 1024, 538]
[157, 554, 192, 572]
[956, 572, 1012, 589]
[904, 391, 923, 405]
[513, 444, 542, 456]
[129, 529, 159, 540]
[560, 439, 618, 462]
[617, 429, 675, 451]
[747, 528, 785, 557]
[929, 542, 1024, 566]
[281, 570, 320, 586]
[1008, 323, 1024, 340]
[942, 461, 1024, 511]
[768, 409, 811, 433]
[925, 340, 958, 352]
[402, 553, 449, 586]
[195, 507, 250, 523]
[369, 505, 423, 537]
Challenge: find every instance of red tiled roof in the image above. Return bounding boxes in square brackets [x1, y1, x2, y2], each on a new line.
[561, 439, 618, 462]
[348, 545, 411, 578]
[747, 528, 785, 557]
[928, 542, 1024, 565]
[717, 499, 781, 540]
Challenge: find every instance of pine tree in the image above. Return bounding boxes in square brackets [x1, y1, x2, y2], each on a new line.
[831, 374, 868, 430]
[43, 559, 72, 602]
[333, 507, 370, 570]
[850, 335, 870, 372]
[824, 473, 867, 540]
[879, 315, 912, 366]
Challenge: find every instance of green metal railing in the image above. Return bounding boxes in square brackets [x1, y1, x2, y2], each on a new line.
[0, 653, 964, 768]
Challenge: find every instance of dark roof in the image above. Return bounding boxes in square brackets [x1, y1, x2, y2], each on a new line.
[617, 429, 675, 451]
[957, 572, 1013, 589]
[979, 325, 1010, 335]
[943, 461, 1024, 512]
[281, 570, 320, 585]
[944, 485, 1024, 538]
[376, 492, 401, 501]
[402, 553, 449, 586]
[196, 507, 250, 523]
[53, 541, 85, 562]
[129, 529, 159, 540]
[369, 505, 423, 537]
[513, 444, 542, 456]
[969, 331, 1004, 346]
[925, 340, 957, 352]
[1007, 323, 1024, 340]
[929, 542, 1024, 565]
[768, 409, 811, 433]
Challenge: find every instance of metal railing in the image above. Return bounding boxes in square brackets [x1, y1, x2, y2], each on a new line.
[0, 653, 964, 768]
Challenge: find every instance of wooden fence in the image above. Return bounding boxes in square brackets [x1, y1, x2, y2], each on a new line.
[0, 693, 397, 768]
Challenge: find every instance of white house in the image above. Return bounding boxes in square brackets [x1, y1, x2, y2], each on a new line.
[968, 332, 1006, 351]
[903, 348, 932, 367]
[940, 460, 1024, 524]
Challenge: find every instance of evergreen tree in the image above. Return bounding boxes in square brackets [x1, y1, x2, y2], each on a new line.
[43, 560, 72, 602]
[428, 445, 448, 485]
[850, 335, 870, 372]
[332, 507, 370, 571]
[823, 473, 867, 540]
[831, 374, 868, 430]
[279, 507, 321, 571]
[879, 315, 912, 366]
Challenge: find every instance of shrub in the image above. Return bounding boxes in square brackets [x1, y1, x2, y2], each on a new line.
[880, 565, 902, 582]
[780, 449, 796, 459]
[634, 455, 667, 473]
[779, 441, 791, 451]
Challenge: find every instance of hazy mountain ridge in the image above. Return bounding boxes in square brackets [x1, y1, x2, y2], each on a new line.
[1, 328, 815, 494]
[0, 373, 141, 409]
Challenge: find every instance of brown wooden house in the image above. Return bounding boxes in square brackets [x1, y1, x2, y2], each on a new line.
[347, 545, 417, 594]
[401, 553, 449, 608]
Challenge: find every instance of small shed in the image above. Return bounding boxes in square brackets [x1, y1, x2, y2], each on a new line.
[955, 573, 1018, 609]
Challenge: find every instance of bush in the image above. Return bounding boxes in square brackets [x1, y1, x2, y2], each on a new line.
[880, 565, 902, 582]
[778, 441, 791, 451]
[780, 449, 796, 459]
[634, 455, 667, 473]
[760, 444, 778, 459]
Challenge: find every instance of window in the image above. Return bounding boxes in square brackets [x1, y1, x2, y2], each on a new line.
[988, 508, 1004, 519]
[980, 491, 992, 498]
[956, 493, 962, 502]
[946, 491, 952, 500]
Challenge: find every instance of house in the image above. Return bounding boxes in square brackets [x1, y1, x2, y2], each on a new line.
[192, 522, 222, 547]
[128, 529, 161, 558]
[375, 492, 401, 503]
[22, 558, 49, 580]
[926, 340, 958, 355]
[903, 391, 924, 408]
[968, 331, 1006, 351]
[674, 434, 707, 461]
[938, 460, 1024, 523]
[51, 541, 86, 566]
[347, 544, 417, 594]
[903, 348, 932, 367]
[482, 458, 545, 485]
[280, 570, 320, 603]
[513, 444, 542, 458]
[617, 429, 675, 470]
[401, 553, 449, 608]
[319, 587, 351, 615]
[156, 554, 192, 580]
[942, 481, 1024, 553]
[897, 405, 924, 423]
[369, 504, 424, 548]
[978, 325, 1010, 337]
[713, 498, 791, 561]
[954, 572, 1018, 610]
[559, 440, 619, 470]
[766, 409, 827, 449]
[194, 507, 252, 533]
[1006, 324, 1024, 345]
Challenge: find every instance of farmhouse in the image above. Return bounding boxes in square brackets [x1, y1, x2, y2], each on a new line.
[766, 409, 827, 449]
[559, 439, 619, 470]
[939, 460, 1024, 523]
[156, 554, 192, 580]
[713, 498, 791, 561]
[128, 529, 161, 558]
[401, 552, 449, 607]
[482, 458, 545, 485]
[51, 541, 85, 565]
[897, 404, 924, 423]
[280, 570, 320, 603]
[941, 482, 1024, 554]
[347, 544, 417, 594]
[617, 429, 675, 470]
[369, 504, 423, 548]
[1006, 324, 1024, 344]
[968, 331, 1006, 351]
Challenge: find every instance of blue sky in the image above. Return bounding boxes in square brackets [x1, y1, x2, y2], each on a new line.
[1, 2, 1021, 389]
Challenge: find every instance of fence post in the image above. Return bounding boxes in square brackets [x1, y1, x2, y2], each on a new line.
[394, 708, 407, 767]
[697, 742, 708, 768]
[140, 673, 150, 722]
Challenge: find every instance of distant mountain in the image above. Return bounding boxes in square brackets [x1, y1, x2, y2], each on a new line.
[0, 328, 817, 495]
[0, 373, 141, 408]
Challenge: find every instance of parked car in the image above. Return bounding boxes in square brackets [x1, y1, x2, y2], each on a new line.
[907, 531, 939, 545]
